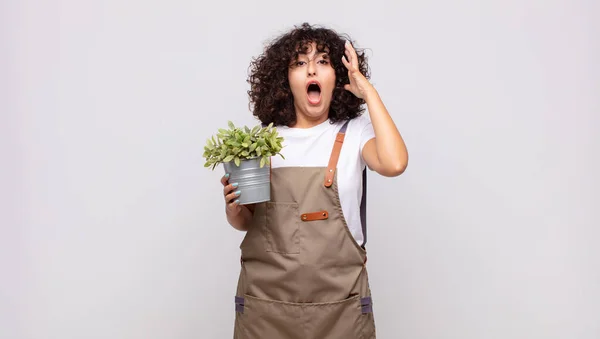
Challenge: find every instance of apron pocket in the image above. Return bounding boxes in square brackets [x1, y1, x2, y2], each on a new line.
[236, 294, 305, 339]
[264, 202, 300, 254]
[237, 294, 373, 339]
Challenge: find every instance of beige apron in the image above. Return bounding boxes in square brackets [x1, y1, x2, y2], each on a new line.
[234, 121, 376, 339]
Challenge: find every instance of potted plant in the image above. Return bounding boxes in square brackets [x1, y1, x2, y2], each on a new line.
[203, 121, 284, 204]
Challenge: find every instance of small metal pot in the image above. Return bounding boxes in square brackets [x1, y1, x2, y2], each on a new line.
[223, 157, 270, 205]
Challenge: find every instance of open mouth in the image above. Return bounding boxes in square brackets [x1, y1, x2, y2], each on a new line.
[306, 81, 321, 104]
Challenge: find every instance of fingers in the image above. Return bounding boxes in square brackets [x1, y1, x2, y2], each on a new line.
[221, 173, 243, 214]
[221, 172, 239, 203]
[225, 190, 242, 214]
[344, 40, 359, 69]
[341, 54, 351, 70]
[221, 173, 230, 186]
[224, 188, 241, 203]
[222, 175, 241, 203]
[223, 180, 240, 200]
[225, 188, 242, 214]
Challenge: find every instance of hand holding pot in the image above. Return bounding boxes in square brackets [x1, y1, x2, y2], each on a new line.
[222, 173, 242, 215]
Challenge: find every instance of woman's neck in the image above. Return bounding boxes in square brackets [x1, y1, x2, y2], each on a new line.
[291, 112, 329, 129]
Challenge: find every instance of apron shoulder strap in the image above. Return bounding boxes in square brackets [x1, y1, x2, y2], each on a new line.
[338, 119, 350, 133]
[324, 120, 350, 187]
[323, 120, 368, 248]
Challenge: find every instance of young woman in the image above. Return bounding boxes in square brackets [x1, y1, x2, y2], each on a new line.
[221, 23, 408, 338]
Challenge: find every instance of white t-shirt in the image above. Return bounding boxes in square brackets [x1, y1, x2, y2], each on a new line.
[271, 113, 376, 245]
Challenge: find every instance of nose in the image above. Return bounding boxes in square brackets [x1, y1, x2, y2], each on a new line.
[307, 60, 317, 76]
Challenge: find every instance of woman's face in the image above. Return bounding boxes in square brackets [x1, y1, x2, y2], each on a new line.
[287, 42, 336, 125]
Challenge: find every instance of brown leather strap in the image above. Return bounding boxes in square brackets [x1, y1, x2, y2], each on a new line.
[322, 120, 369, 249]
[301, 210, 329, 221]
[324, 133, 345, 187]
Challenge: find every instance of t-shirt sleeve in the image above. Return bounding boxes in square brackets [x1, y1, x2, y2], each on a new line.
[359, 113, 376, 152]
[358, 113, 376, 168]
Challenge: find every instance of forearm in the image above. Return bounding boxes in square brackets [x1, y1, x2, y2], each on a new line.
[364, 88, 408, 173]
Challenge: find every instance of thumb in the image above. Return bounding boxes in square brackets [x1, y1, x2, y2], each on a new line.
[344, 84, 352, 91]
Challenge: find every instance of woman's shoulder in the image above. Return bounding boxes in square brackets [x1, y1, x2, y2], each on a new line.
[344, 112, 373, 137]
[349, 112, 372, 127]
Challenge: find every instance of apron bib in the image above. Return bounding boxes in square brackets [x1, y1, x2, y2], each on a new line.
[233, 121, 376, 339]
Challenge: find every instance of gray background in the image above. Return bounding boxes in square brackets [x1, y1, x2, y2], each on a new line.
[2, 0, 599, 338]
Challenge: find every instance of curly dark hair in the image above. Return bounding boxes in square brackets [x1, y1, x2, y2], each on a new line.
[247, 23, 370, 127]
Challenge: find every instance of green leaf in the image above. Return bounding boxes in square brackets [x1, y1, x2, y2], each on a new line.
[203, 121, 285, 171]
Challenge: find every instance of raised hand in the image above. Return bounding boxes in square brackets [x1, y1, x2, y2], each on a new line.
[341, 40, 374, 99]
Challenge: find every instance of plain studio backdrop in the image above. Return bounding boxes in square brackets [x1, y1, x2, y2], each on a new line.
[2, 0, 599, 338]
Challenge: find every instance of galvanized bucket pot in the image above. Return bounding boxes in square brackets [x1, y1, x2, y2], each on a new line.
[223, 157, 270, 205]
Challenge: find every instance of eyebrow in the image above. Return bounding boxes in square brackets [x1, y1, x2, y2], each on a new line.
[296, 52, 330, 59]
